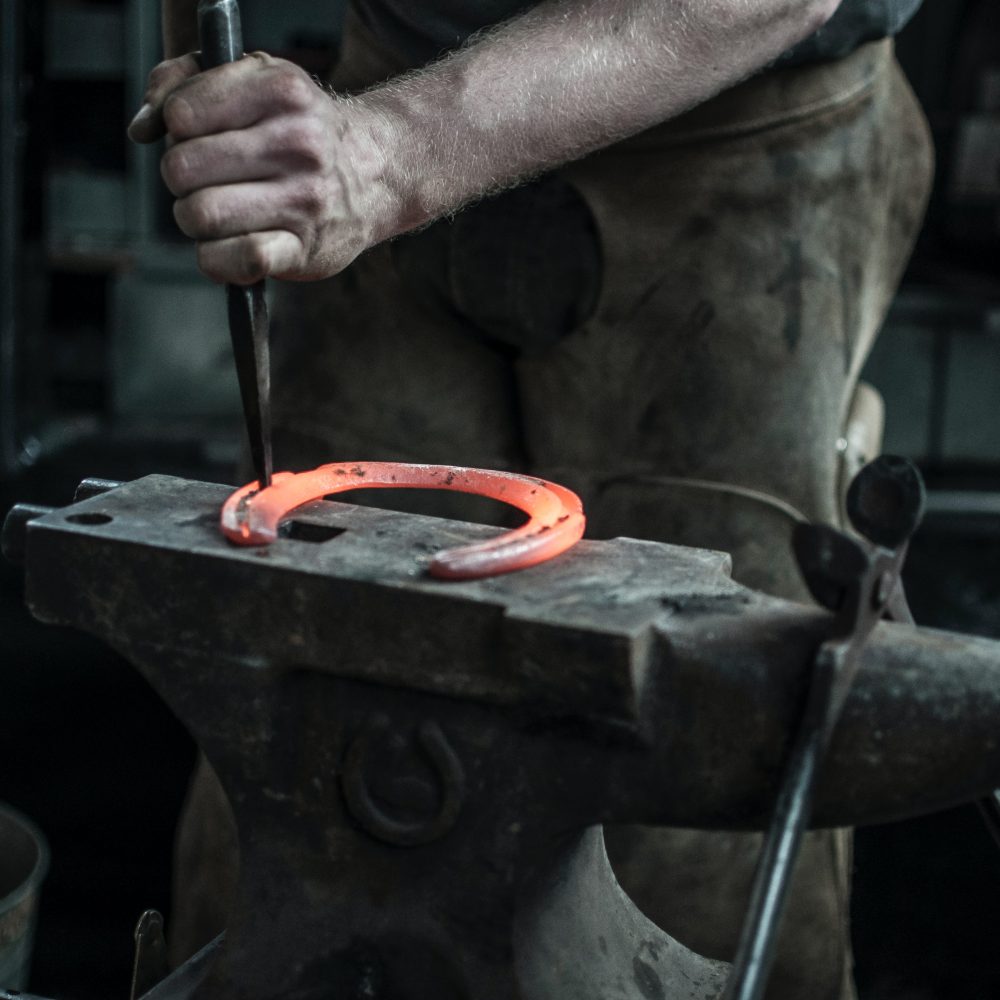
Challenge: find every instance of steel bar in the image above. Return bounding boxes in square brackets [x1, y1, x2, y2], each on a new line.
[224, 284, 272, 489]
[197, 1, 272, 489]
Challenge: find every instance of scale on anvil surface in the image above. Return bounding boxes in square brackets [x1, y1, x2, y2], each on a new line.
[5, 461, 1000, 1000]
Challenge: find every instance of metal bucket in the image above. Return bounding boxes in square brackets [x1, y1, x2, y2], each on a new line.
[0, 803, 49, 989]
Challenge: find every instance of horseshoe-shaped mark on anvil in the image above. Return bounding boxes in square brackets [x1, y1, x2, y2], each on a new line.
[341, 716, 465, 847]
[219, 461, 586, 579]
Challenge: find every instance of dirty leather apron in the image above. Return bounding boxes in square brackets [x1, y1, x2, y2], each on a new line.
[170, 16, 933, 1000]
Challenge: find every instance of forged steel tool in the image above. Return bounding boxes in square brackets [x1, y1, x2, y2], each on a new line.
[198, 0, 272, 489]
[724, 456, 926, 1000]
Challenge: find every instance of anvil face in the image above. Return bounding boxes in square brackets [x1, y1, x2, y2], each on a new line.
[13, 475, 1000, 1000]
[23, 474, 740, 727]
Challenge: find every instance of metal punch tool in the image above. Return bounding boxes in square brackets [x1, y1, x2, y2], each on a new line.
[198, 0, 272, 490]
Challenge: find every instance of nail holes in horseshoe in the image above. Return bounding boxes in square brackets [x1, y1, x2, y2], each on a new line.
[66, 513, 113, 526]
[278, 520, 346, 543]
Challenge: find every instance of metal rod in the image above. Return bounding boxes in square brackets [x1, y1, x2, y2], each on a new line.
[226, 282, 272, 489]
[722, 677, 826, 1000]
[197, 0, 273, 489]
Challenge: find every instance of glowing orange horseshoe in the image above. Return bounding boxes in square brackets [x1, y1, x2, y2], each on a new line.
[220, 462, 586, 580]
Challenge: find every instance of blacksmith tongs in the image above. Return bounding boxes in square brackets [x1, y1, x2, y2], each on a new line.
[198, 0, 272, 489]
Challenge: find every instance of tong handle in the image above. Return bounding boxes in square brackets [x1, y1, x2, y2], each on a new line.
[846, 454, 925, 551]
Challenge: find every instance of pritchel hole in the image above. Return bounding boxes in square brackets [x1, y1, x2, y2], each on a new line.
[66, 513, 113, 526]
[279, 520, 346, 543]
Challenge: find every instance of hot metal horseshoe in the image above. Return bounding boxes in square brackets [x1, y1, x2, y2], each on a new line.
[220, 462, 586, 580]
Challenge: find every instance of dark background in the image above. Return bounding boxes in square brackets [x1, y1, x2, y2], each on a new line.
[3, 1, 1000, 998]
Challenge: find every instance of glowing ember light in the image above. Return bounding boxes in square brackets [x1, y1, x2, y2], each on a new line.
[220, 462, 586, 580]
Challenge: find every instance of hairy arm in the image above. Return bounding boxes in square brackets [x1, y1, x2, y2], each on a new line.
[368, 0, 839, 231]
[131, 0, 841, 284]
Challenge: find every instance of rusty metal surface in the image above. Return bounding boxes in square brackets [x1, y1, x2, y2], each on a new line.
[10, 474, 1000, 1000]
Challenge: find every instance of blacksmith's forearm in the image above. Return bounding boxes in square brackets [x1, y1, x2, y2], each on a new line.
[131, 0, 842, 283]
[359, 0, 841, 237]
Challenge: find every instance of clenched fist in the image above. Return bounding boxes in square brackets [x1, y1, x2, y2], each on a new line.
[128, 53, 400, 285]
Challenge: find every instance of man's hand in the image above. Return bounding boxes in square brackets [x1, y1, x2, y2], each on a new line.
[136, 0, 842, 286]
[129, 53, 394, 285]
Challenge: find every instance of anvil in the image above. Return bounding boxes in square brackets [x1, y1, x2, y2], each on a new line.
[6, 474, 1000, 1000]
